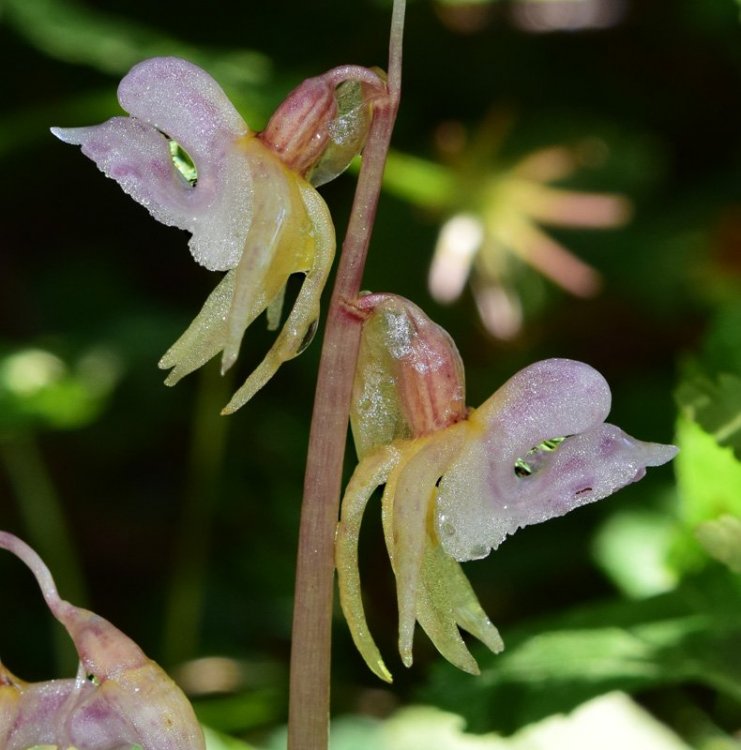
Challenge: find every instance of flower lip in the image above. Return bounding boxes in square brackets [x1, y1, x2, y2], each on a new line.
[51, 56, 254, 272]
[435, 359, 678, 562]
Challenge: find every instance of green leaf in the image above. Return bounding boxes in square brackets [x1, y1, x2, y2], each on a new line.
[0, 346, 121, 431]
[307, 693, 691, 750]
[592, 504, 679, 598]
[696, 515, 741, 574]
[203, 725, 259, 750]
[3, 0, 270, 85]
[677, 373, 741, 459]
[671, 416, 741, 574]
[420, 569, 741, 733]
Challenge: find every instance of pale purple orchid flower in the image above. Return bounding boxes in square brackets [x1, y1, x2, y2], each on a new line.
[52, 57, 381, 413]
[336, 294, 677, 681]
[0, 531, 204, 750]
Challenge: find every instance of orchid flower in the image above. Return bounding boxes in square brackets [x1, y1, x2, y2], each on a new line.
[52, 57, 384, 413]
[336, 293, 677, 682]
[0, 530, 203, 750]
[429, 130, 631, 339]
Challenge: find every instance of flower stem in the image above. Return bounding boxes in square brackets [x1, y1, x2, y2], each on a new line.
[286, 3, 405, 749]
[0, 431, 88, 674]
[163, 362, 232, 666]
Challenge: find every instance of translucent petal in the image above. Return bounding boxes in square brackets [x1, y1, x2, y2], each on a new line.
[159, 167, 334, 411]
[391, 429, 467, 665]
[117, 57, 248, 161]
[428, 214, 482, 303]
[220, 138, 310, 372]
[51, 118, 201, 232]
[417, 541, 504, 671]
[413, 553, 481, 675]
[436, 359, 676, 561]
[158, 270, 238, 385]
[336, 446, 401, 683]
[52, 57, 254, 271]
[222, 180, 336, 413]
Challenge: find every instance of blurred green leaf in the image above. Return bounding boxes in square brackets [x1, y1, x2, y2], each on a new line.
[382, 693, 691, 750]
[592, 504, 679, 598]
[2, 0, 270, 83]
[420, 569, 741, 733]
[203, 726, 259, 750]
[0, 345, 121, 431]
[671, 416, 741, 572]
[193, 688, 284, 735]
[677, 373, 741, 459]
[274, 692, 691, 750]
[2, 0, 275, 127]
[696, 515, 741, 574]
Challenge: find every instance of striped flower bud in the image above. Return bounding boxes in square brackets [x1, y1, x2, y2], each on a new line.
[350, 293, 467, 459]
[260, 67, 379, 186]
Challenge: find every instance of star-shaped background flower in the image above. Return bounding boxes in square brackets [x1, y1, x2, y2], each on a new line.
[428, 121, 632, 339]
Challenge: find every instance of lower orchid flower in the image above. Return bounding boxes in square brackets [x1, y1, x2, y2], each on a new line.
[0, 530, 204, 750]
[52, 57, 384, 413]
[336, 293, 677, 682]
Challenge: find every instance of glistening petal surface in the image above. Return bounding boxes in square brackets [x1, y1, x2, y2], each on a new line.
[52, 56, 254, 271]
[436, 359, 676, 561]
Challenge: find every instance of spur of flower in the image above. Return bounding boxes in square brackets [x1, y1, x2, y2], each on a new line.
[0, 530, 204, 750]
[52, 56, 383, 413]
[428, 132, 631, 339]
[336, 293, 677, 682]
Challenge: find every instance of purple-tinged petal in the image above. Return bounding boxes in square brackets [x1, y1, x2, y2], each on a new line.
[118, 59, 253, 270]
[435, 359, 676, 561]
[476, 358, 612, 446]
[52, 117, 200, 231]
[117, 57, 248, 162]
[52, 57, 254, 271]
[0, 531, 205, 750]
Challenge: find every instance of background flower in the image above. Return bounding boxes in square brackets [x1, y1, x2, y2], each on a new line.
[428, 123, 631, 339]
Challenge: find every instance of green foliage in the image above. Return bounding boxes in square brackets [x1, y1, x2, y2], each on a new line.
[0, 345, 120, 431]
[677, 373, 741, 459]
[420, 569, 741, 734]
[265, 692, 694, 750]
[592, 504, 678, 598]
[696, 515, 741, 574]
[2, 0, 270, 84]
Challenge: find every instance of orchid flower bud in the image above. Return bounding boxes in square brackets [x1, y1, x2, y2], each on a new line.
[259, 68, 375, 185]
[51, 57, 384, 413]
[350, 293, 467, 459]
[0, 531, 204, 750]
[336, 296, 677, 682]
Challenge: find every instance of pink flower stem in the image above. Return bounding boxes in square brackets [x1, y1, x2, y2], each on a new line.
[286, 3, 405, 749]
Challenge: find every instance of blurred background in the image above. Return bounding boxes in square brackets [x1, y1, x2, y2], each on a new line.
[0, 0, 740, 748]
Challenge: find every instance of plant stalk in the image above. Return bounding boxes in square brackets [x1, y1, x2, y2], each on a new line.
[286, 3, 405, 749]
